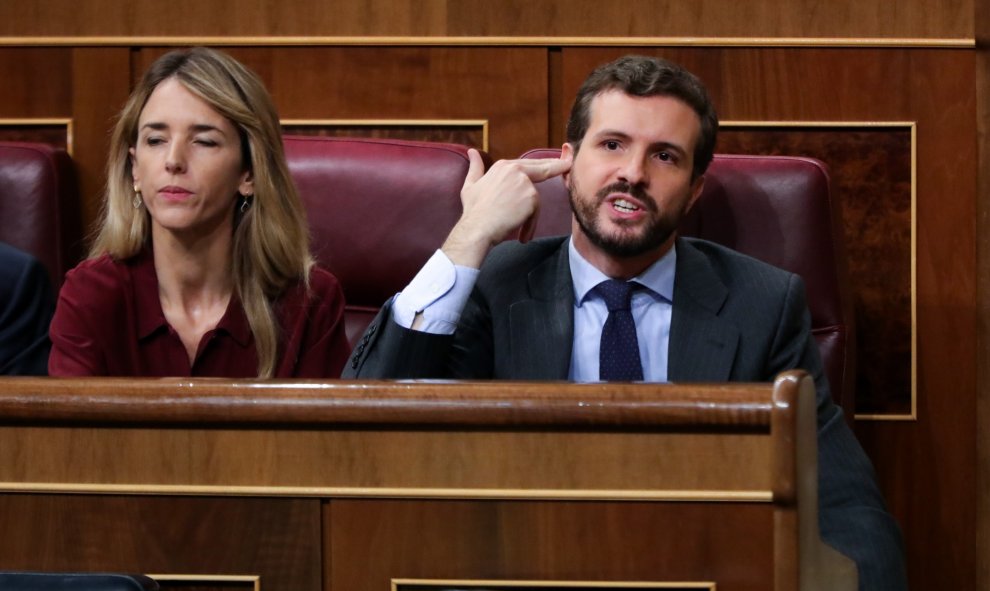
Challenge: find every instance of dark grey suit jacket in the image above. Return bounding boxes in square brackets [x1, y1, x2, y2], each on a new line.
[0, 241, 54, 376]
[345, 235, 906, 591]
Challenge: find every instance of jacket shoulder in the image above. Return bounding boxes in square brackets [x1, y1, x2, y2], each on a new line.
[679, 236, 797, 289]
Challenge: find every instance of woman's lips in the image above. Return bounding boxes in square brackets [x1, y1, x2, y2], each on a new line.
[158, 186, 193, 201]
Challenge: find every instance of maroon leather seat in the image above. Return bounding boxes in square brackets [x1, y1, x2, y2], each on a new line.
[284, 136, 473, 346]
[521, 148, 855, 416]
[0, 142, 81, 287]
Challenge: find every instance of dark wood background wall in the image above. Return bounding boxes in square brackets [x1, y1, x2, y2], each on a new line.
[1, 1, 986, 589]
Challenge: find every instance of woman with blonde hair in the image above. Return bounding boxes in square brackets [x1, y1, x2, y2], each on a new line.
[50, 47, 349, 377]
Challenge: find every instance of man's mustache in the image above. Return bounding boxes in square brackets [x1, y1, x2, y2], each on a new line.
[594, 182, 657, 213]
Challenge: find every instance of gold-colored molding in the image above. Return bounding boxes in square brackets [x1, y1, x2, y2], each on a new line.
[0, 35, 976, 48]
[721, 120, 918, 422]
[281, 118, 490, 152]
[148, 574, 260, 591]
[0, 481, 774, 502]
[392, 578, 716, 590]
[0, 117, 74, 156]
[722, 120, 917, 128]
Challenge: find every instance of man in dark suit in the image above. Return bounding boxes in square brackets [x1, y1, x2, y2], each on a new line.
[0, 241, 55, 375]
[345, 55, 905, 590]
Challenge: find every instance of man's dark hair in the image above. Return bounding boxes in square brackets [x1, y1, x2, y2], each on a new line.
[565, 55, 719, 179]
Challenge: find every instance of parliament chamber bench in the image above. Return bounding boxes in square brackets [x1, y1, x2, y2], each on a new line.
[0, 372, 853, 591]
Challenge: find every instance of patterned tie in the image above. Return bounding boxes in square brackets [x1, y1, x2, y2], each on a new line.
[596, 279, 644, 381]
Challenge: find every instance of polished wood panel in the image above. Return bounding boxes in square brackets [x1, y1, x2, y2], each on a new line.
[70, 47, 132, 237]
[0, 494, 321, 591]
[0, 374, 852, 591]
[0, 48, 71, 117]
[445, 0, 974, 40]
[975, 0, 990, 588]
[282, 123, 487, 151]
[0, 0, 974, 40]
[0, 379, 778, 494]
[327, 500, 772, 591]
[0, 426, 773, 494]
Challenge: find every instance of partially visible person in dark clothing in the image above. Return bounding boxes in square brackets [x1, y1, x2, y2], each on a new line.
[0, 241, 55, 375]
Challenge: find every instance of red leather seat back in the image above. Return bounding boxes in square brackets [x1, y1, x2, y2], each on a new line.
[284, 136, 472, 345]
[0, 142, 82, 287]
[520, 149, 855, 415]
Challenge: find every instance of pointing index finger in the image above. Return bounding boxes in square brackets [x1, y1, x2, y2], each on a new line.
[516, 157, 572, 182]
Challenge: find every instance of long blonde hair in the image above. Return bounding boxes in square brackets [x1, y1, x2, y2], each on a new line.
[91, 47, 313, 378]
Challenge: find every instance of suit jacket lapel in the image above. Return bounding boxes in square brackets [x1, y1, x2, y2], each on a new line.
[508, 240, 574, 379]
[668, 238, 739, 382]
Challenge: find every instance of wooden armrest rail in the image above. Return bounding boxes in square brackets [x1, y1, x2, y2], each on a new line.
[0, 372, 809, 504]
[0, 377, 779, 429]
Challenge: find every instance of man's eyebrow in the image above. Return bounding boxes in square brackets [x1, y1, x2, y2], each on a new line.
[651, 141, 688, 157]
[590, 129, 633, 142]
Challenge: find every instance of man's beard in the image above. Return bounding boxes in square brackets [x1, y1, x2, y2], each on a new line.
[568, 178, 683, 258]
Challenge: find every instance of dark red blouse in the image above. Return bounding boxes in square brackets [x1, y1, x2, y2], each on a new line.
[49, 249, 349, 378]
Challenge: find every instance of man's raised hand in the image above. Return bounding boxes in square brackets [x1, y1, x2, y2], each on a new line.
[442, 149, 571, 268]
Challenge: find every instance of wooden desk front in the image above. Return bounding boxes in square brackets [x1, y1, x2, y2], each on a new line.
[0, 372, 852, 591]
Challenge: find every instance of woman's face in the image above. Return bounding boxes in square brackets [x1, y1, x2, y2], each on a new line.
[130, 77, 253, 243]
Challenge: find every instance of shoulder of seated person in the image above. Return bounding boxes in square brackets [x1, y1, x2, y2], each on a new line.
[0, 243, 45, 284]
[307, 264, 342, 293]
[61, 254, 135, 296]
[289, 265, 344, 313]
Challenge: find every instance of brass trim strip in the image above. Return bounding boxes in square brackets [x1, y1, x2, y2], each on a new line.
[281, 118, 490, 152]
[722, 120, 917, 127]
[0, 117, 75, 156]
[855, 413, 916, 421]
[721, 120, 918, 422]
[910, 121, 918, 421]
[392, 578, 716, 590]
[0, 35, 975, 48]
[148, 574, 260, 591]
[0, 482, 773, 502]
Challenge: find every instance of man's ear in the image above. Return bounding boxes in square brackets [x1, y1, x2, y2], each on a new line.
[560, 142, 575, 185]
[686, 174, 705, 213]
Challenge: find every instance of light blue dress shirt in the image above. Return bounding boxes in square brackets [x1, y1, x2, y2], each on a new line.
[392, 238, 676, 382]
[566, 239, 674, 382]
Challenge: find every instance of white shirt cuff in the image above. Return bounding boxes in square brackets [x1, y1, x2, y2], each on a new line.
[392, 250, 480, 334]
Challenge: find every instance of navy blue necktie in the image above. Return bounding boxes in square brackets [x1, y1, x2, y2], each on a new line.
[596, 279, 644, 381]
